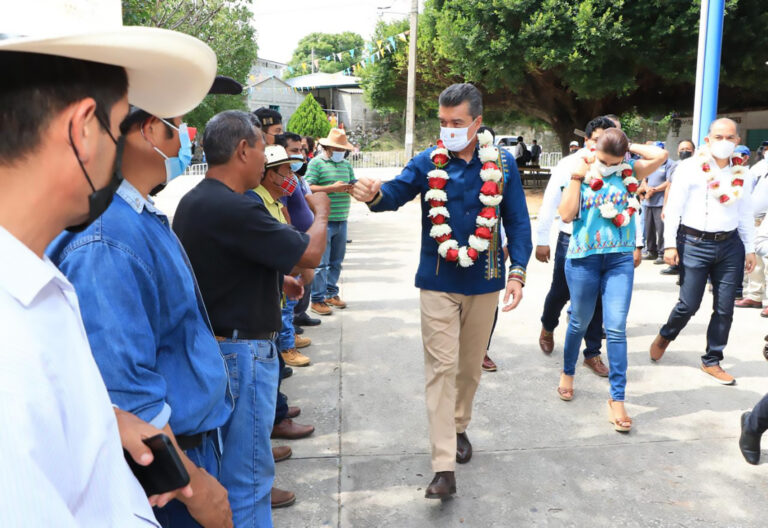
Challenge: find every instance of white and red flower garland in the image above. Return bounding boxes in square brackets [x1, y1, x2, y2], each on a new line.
[695, 146, 747, 205]
[582, 151, 640, 228]
[426, 129, 503, 267]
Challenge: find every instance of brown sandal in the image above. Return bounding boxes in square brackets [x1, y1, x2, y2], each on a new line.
[607, 399, 632, 432]
[557, 386, 574, 401]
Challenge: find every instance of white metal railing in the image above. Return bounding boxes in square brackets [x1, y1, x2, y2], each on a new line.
[539, 152, 562, 168]
[349, 151, 405, 169]
[185, 163, 208, 176]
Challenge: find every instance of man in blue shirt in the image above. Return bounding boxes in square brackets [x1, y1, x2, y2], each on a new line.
[48, 106, 237, 527]
[353, 83, 532, 499]
[640, 148, 671, 264]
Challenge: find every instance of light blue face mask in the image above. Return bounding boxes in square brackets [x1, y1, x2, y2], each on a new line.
[289, 155, 304, 173]
[152, 119, 193, 182]
[330, 150, 346, 163]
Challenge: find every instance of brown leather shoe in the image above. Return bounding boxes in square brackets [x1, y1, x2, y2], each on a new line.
[735, 298, 763, 308]
[325, 296, 347, 309]
[583, 355, 609, 377]
[539, 327, 554, 354]
[701, 364, 736, 385]
[272, 445, 292, 463]
[271, 418, 315, 440]
[310, 302, 333, 316]
[271, 487, 296, 508]
[650, 334, 670, 362]
[456, 432, 472, 464]
[287, 406, 301, 419]
[761, 307, 768, 318]
[424, 471, 456, 499]
[481, 354, 497, 372]
[281, 348, 310, 367]
[294, 334, 312, 349]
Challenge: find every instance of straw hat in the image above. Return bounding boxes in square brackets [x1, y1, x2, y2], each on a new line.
[319, 128, 353, 151]
[265, 145, 294, 169]
[0, 0, 217, 118]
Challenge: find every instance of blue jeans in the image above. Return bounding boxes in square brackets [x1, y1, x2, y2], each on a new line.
[540, 232, 603, 358]
[278, 298, 298, 352]
[218, 338, 279, 528]
[153, 433, 221, 527]
[660, 231, 745, 366]
[311, 220, 348, 303]
[564, 252, 634, 401]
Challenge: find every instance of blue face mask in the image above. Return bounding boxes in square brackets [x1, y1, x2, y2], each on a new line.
[330, 151, 346, 163]
[152, 119, 193, 182]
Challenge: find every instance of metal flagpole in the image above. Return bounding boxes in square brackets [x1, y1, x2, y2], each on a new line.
[692, 0, 725, 147]
[404, 0, 418, 160]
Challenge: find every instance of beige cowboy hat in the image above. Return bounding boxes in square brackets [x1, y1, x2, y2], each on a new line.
[265, 145, 294, 169]
[0, 0, 217, 118]
[319, 128, 354, 151]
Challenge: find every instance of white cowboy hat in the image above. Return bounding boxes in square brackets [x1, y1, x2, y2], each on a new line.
[0, 0, 217, 118]
[318, 129, 354, 151]
[265, 145, 294, 169]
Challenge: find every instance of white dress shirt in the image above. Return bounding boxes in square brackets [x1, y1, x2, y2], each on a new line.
[749, 159, 768, 216]
[663, 155, 755, 253]
[0, 227, 158, 527]
[536, 149, 643, 247]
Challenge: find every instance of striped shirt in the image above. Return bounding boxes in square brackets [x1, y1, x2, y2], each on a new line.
[305, 155, 354, 221]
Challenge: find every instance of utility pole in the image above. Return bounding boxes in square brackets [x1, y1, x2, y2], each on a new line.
[404, 0, 418, 160]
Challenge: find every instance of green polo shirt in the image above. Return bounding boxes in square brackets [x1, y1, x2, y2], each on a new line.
[305, 155, 354, 221]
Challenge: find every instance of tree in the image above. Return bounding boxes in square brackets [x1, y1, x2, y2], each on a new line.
[122, 0, 258, 128]
[286, 32, 365, 78]
[363, 0, 768, 152]
[287, 93, 331, 138]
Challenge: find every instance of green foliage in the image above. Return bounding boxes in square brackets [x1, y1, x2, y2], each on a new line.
[362, 0, 768, 151]
[287, 93, 331, 138]
[121, 0, 258, 128]
[286, 32, 365, 78]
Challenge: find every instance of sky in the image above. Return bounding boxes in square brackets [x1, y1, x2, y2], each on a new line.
[250, 0, 424, 64]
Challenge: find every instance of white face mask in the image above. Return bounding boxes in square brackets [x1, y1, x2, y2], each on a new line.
[440, 118, 478, 152]
[594, 160, 623, 177]
[709, 139, 736, 160]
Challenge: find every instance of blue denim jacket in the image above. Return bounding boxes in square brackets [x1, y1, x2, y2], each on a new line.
[370, 147, 532, 295]
[47, 181, 232, 435]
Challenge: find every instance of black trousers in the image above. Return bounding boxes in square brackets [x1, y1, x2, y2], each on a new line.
[644, 206, 664, 255]
[746, 393, 768, 435]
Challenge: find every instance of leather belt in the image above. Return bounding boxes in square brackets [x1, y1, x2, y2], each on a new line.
[214, 329, 277, 342]
[176, 430, 215, 451]
[681, 225, 736, 242]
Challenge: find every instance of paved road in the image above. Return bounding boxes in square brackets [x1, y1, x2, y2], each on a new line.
[154, 170, 768, 527]
[272, 198, 768, 528]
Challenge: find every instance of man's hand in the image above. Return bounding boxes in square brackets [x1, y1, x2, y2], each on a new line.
[746, 252, 757, 274]
[184, 467, 233, 528]
[502, 280, 523, 312]
[283, 275, 304, 301]
[571, 157, 591, 179]
[534, 245, 550, 263]
[664, 248, 679, 267]
[327, 181, 352, 193]
[633, 248, 642, 268]
[351, 177, 382, 203]
[305, 193, 330, 216]
[646, 188, 656, 199]
[114, 409, 193, 508]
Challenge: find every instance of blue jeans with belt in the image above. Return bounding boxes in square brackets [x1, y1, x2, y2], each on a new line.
[218, 337, 279, 528]
[540, 231, 603, 359]
[660, 231, 745, 366]
[153, 432, 222, 527]
[564, 252, 634, 401]
[311, 220, 348, 303]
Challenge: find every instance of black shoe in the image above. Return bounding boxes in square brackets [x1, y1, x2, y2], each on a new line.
[654, 257, 665, 265]
[424, 471, 456, 499]
[660, 266, 679, 275]
[294, 325, 304, 335]
[347, 239, 352, 243]
[456, 432, 472, 464]
[282, 366, 293, 379]
[739, 411, 761, 465]
[294, 313, 321, 327]
[642, 252, 658, 261]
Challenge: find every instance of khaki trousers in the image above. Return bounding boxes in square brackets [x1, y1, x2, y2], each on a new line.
[420, 289, 499, 472]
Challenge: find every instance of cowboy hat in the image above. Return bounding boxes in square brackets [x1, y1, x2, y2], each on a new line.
[0, 0, 217, 118]
[319, 129, 353, 151]
[265, 145, 294, 169]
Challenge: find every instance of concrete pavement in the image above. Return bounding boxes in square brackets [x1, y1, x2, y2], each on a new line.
[272, 198, 768, 528]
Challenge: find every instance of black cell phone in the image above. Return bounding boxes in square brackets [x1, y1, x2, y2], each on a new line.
[348, 178, 358, 185]
[124, 434, 190, 496]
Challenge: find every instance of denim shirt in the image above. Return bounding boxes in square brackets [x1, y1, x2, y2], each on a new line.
[47, 180, 232, 435]
[369, 146, 532, 295]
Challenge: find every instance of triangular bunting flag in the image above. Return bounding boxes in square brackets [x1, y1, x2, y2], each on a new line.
[388, 36, 396, 48]
[301, 62, 307, 71]
[350, 49, 355, 58]
[398, 32, 407, 42]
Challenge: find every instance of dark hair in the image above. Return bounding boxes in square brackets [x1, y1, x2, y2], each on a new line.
[275, 132, 302, 148]
[304, 136, 315, 152]
[477, 125, 495, 141]
[253, 107, 282, 127]
[584, 116, 616, 141]
[438, 83, 483, 118]
[119, 107, 174, 138]
[517, 136, 523, 141]
[0, 51, 128, 166]
[596, 128, 629, 157]
[678, 139, 695, 149]
[532, 139, 537, 144]
[203, 110, 261, 166]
